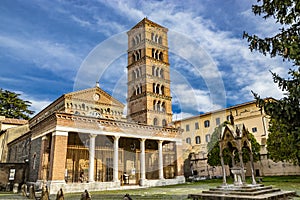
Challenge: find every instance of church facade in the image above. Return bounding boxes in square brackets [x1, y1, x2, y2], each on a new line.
[7, 18, 185, 194]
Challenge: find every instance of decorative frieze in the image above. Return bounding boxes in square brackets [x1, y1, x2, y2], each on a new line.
[55, 113, 181, 139]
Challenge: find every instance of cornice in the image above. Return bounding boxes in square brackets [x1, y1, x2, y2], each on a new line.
[55, 112, 181, 139]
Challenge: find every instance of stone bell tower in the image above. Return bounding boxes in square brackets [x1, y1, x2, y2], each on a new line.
[127, 18, 172, 126]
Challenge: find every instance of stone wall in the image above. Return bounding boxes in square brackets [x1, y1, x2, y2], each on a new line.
[0, 163, 27, 191]
[7, 133, 31, 163]
[1, 124, 30, 162]
[28, 137, 42, 182]
[253, 159, 300, 176]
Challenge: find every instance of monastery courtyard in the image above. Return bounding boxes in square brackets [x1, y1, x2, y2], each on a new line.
[0, 176, 299, 199]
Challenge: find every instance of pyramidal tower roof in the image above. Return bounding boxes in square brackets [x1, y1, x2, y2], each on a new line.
[130, 17, 168, 31]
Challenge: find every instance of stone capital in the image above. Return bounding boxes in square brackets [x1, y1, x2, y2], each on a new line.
[89, 133, 97, 138]
[113, 135, 120, 140]
[139, 138, 146, 142]
[157, 140, 163, 144]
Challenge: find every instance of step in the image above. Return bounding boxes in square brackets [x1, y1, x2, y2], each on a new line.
[203, 187, 281, 196]
[209, 185, 273, 193]
[216, 184, 265, 189]
[188, 190, 296, 200]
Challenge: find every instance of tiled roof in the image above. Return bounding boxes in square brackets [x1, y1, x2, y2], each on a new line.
[0, 117, 28, 125]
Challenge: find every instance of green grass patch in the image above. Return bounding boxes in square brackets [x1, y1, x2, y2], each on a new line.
[0, 176, 299, 199]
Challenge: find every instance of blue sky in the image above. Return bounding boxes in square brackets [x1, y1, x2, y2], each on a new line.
[0, 0, 289, 119]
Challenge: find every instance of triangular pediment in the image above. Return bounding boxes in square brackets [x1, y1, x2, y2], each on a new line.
[30, 86, 125, 124]
[220, 123, 249, 146]
[221, 125, 234, 141]
[65, 86, 124, 108]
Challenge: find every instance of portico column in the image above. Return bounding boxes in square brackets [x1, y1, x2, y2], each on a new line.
[140, 139, 146, 185]
[158, 140, 164, 180]
[175, 141, 184, 176]
[113, 136, 120, 182]
[88, 134, 96, 183]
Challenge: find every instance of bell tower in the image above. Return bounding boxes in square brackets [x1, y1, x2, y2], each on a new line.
[127, 18, 172, 126]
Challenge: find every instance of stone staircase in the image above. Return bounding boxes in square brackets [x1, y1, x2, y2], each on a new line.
[188, 184, 297, 200]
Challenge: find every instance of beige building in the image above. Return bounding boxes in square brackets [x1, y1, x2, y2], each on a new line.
[0, 116, 29, 162]
[174, 100, 300, 178]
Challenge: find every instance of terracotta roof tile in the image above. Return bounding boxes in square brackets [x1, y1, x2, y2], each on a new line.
[0, 118, 28, 125]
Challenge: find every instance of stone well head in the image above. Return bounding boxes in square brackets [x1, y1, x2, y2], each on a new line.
[218, 116, 256, 186]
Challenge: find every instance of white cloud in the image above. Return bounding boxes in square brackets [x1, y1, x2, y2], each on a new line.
[52, 1, 129, 36]
[102, 0, 145, 21]
[28, 99, 52, 116]
[241, 69, 284, 100]
[172, 112, 194, 121]
[93, 16, 126, 36]
[0, 34, 82, 77]
[73, 32, 128, 90]
[241, 8, 282, 37]
[12, 90, 51, 115]
[71, 15, 91, 27]
[172, 83, 223, 114]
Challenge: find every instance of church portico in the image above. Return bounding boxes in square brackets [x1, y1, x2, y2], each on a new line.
[31, 112, 183, 194]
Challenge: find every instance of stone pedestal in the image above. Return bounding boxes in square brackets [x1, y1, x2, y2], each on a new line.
[188, 184, 296, 199]
[231, 167, 246, 186]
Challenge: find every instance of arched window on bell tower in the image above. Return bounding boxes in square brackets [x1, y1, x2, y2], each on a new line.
[152, 66, 155, 76]
[153, 118, 158, 126]
[153, 100, 156, 110]
[158, 36, 162, 44]
[161, 85, 164, 95]
[160, 69, 164, 78]
[159, 52, 163, 61]
[161, 102, 165, 112]
[162, 119, 167, 127]
[155, 68, 159, 77]
[157, 101, 161, 111]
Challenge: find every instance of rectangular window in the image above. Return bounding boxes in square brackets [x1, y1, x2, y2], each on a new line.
[186, 124, 190, 132]
[195, 122, 199, 129]
[204, 120, 210, 128]
[195, 136, 201, 144]
[226, 115, 231, 121]
[216, 118, 220, 126]
[186, 137, 191, 144]
[252, 127, 257, 132]
[205, 134, 211, 143]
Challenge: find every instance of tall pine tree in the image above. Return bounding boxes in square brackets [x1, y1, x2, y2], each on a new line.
[243, 0, 300, 165]
[0, 88, 34, 120]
